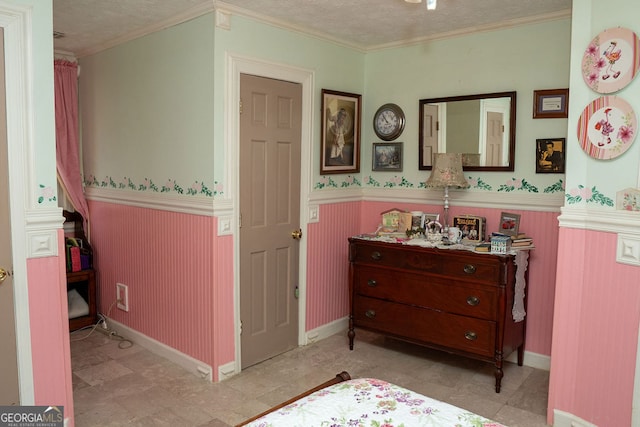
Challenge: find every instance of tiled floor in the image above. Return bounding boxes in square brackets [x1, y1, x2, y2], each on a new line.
[71, 327, 550, 426]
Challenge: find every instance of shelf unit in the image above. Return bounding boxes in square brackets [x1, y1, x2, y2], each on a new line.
[67, 269, 97, 331]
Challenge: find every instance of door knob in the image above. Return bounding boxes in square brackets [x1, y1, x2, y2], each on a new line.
[291, 229, 303, 240]
[0, 268, 8, 283]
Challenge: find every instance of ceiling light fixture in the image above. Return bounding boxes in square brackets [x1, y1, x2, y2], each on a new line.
[404, 0, 422, 3]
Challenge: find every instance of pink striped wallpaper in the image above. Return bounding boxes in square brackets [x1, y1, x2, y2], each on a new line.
[27, 233, 74, 412]
[306, 201, 362, 330]
[88, 201, 220, 371]
[549, 227, 640, 427]
[88, 198, 559, 384]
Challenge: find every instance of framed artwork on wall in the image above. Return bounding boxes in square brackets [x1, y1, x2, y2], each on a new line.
[320, 89, 361, 175]
[536, 138, 566, 173]
[372, 142, 403, 171]
[533, 88, 569, 119]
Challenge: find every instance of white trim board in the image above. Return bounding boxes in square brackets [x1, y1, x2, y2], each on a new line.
[106, 318, 213, 382]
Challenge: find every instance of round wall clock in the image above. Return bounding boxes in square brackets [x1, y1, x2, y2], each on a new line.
[577, 96, 637, 160]
[581, 27, 640, 94]
[373, 103, 405, 141]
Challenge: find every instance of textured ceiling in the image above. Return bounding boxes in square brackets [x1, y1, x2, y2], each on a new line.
[53, 0, 572, 56]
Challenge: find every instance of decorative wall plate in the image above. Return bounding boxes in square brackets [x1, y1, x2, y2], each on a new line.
[577, 96, 637, 160]
[582, 27, 640, 94]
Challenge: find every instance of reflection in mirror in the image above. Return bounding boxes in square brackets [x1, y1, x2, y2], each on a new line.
[419, 91, 516, 171]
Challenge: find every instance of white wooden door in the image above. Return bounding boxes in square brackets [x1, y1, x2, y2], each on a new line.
[239, 74, 301, 369]
[484, 111, 504, 166]
[422, 104, 439, 167]
[0, 28, 20, 406]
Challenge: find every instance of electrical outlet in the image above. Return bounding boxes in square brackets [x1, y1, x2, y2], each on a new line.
[116, 282, 129, 311]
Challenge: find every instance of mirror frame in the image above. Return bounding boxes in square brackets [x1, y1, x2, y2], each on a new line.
[418, 91, 517, 172]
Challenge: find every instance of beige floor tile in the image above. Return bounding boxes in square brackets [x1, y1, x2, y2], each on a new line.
[72, 329, 550, 427]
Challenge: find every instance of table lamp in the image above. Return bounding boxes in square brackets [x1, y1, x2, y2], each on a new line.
[425, 153, 469, 233]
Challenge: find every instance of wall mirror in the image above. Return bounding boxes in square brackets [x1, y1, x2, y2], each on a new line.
[419, 91, 516, 171]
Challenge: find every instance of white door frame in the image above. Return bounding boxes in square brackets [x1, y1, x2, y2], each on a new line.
[0, 3, 35, 404]
[225, 52, 314, 374]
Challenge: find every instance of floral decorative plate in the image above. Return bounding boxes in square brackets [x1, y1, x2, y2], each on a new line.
[582, 27, 640, 93]
[577, 96, 637, 160]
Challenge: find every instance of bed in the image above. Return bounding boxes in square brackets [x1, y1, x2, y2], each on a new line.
[236, 371, 506, 427]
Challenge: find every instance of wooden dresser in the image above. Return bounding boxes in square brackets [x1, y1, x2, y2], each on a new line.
[348, 237, 528, 392]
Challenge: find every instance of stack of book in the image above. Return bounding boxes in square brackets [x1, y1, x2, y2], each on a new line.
[510, 233, 534, 249]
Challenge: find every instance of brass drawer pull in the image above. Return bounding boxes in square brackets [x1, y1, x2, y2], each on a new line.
[463, 264, 477, 274]
[365, 310, 376, 319]
[466, 296, 480, 306]
[464, 331, 478, 341]
[371, 251, 382, 261]
[367, 279, 377, 287]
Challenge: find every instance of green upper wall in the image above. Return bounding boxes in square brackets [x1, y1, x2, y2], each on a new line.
[80, 11, 626, 204]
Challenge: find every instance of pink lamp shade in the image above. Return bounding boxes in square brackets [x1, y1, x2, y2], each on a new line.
[425, 153, 469, 189]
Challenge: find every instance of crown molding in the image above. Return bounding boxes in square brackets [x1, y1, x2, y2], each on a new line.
[214, 3, 571, 53]
[369, 9, 572, 51]
[76, 1, 215, 57]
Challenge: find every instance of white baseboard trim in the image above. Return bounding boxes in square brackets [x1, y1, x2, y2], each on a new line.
[553, 409, 598, 427]
[505, 349, 550, 371]
[106, 319, 213, 382]
[305, 316, 349, 344]
[217, 361, 237, 382]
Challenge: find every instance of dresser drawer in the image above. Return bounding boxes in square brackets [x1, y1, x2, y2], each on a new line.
[353, 265, 498, 320]
[351, 242, 442, 273]
[441, 256, 504, 285]
[353, 296, 496, 358]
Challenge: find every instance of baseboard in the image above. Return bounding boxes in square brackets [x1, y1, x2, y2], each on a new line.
[305, 316, 349, 344]
[553, 409, 598, 427]
[505, 349, 551, 371]
[217, 361, 236, 381]
[106, 318, 213, 382]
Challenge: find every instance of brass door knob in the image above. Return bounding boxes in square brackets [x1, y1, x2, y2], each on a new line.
[0, 268, 8, 283]
[291, 229, 303, 240]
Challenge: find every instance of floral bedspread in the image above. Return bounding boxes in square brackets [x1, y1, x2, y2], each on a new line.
[246, 378, 506, 427]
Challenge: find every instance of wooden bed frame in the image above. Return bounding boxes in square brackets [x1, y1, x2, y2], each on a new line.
[235, 371, 351, 427]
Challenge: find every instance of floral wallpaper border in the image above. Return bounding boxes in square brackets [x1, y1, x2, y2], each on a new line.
[79, 174, 614, 208]
[84, 175, 224, 197]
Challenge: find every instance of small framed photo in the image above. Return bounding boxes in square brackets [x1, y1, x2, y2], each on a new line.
[372, 142, 403, 171]
[533, 88, 569, 119]
[499, 212, 521, 236]
[536, 138, 566, 173]
[321, 89, 361, 175]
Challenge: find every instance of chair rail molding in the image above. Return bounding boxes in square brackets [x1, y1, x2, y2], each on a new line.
[559, 206, 640, 266]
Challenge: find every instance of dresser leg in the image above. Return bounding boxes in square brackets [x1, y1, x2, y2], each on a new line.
[494, 367, 503, 393]
[517, 344, 524, 366]
[348, 327, 355, 350]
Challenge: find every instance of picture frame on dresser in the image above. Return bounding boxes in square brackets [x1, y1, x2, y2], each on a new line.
[320, 89, 361, 175]
[499, 212, 521, 236]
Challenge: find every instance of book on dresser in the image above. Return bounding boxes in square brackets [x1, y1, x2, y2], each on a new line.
[510, 233, 534, 249]
[347, 236, 529, 393]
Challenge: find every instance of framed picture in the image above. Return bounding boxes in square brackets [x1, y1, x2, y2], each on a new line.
[536, 138, 566, 173]
[372, 142, 403, 171]
[533, 88, 569, 119]
[320, 89, 361, 175]
[499, 212, 521, 236]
